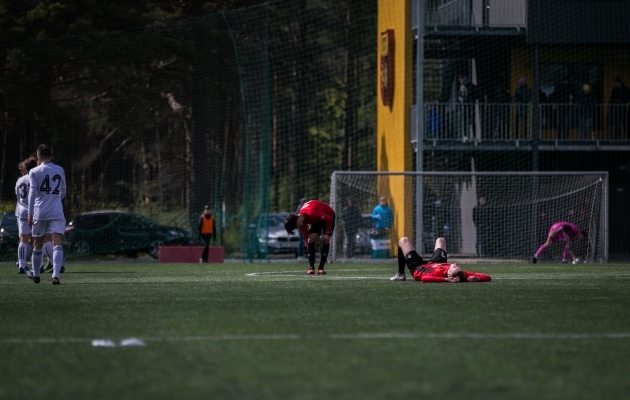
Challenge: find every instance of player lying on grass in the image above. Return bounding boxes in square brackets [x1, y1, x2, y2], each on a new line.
[284, 199, 336, 275]
[532, 221, 587, 264]
[390, 236, 491, 283]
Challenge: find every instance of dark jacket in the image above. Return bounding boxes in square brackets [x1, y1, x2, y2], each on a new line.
[341, 204, 361, 234]
[473, 204, 489, 229]
[610, 83, 630, 105]
[575, 91, 596, 118]
[552, 82, 573, 104]
[458, 77, 479, 104]
[492, 88, 511, 104]
[514, 84, 532, 115]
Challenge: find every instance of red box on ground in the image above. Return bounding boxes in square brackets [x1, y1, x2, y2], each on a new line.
[158, 246, 224, 263]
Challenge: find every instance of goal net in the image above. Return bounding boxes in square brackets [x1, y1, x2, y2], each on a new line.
[329, 171, 608, 264]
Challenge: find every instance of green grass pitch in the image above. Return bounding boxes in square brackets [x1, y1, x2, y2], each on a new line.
[1, 261, 630, 400]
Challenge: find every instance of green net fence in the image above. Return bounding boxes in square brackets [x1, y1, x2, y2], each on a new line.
[0, 0, 377, 261]
[0, 0, 629, 262]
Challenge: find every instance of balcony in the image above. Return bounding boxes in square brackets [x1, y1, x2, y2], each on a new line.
[418, 103, 630, 150]
[425, 0, 527, 31]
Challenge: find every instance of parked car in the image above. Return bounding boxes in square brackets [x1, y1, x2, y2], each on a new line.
[64, 210, 192, 258]
[252, 212, 299, 258]
[0, 212, 19, 257]
[350, 214, 378, 255]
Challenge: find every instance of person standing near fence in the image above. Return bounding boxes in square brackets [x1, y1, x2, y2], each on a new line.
[457, 74, 478, 141]
[552, 76, 574, 140]
[198, 205, 216, 263]
[608, 77, 630, 140]
[513, 76, 532, 139]
[372, 196, 393, 237]
[472, 195, 489, 258]
[576, 84, 596, 140]
[341, 198, 361, 258]
[491, 85, 511, 140]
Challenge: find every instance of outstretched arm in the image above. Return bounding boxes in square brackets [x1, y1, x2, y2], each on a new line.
[465, 272, 492, 282]
[420, 274, 491, 283]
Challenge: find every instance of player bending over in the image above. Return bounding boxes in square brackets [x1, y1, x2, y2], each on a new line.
[284, 199, 336, 275]
[533, 222, 587, 264]
[390, 236, 491, 283]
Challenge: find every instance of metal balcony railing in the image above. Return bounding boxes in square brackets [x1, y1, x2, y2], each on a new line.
[425, 0, 527, 29]
[539, 104, 628, 141]
[426, 0, 472, 27]
[423, 103, 630, 143]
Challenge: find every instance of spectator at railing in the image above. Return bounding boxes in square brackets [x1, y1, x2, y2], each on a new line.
[608, 76, 630, 140]
[490, 85, 511, 140]
[575, 84, 596, 140]
[551, 76, 574, 140]
[457, 74, 478, 140]
[513, 75, 531, 139]
[426, 102, 442, 139]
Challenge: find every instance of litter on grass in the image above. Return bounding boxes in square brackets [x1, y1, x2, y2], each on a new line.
[91, 339, 116, 347]
[91, 338, 146, 347]
[120, 338, 146, 347]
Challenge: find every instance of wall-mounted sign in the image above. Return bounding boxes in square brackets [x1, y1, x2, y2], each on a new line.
[380, 29, 395, 106]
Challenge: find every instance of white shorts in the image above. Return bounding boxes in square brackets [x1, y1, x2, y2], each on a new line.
[17, 218, 32, 235]
[32, 218, 66, 238]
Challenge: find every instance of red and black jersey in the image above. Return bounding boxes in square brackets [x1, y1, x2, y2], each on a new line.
[297, 200, 336, 237]
[411, 262, 450, 281]
[412, 262, 491, 283]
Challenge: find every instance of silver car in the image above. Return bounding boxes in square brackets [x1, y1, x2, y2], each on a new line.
[255, 212, 300, 258]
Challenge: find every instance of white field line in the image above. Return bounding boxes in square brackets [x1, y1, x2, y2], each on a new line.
[245, 271, 630, 280]
[1, 332, 630, 345]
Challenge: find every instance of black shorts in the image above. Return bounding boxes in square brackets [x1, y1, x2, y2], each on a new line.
[407, 248, 448, 274]
[427, 247, 448, 263]
[308, 214, 336, 236]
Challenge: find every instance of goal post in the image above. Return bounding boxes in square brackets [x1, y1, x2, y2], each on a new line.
[329, 171, 608, 264]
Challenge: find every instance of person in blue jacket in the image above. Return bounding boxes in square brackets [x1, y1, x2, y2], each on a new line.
[372, 196, 393, 237]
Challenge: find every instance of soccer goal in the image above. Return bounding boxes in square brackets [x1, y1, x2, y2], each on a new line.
[329, 171, 608, 264]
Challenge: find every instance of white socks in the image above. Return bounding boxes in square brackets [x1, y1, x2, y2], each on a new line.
[53, 246, 64, 278]
[18, 243, 28, 269]
[31, 250, 43, 277]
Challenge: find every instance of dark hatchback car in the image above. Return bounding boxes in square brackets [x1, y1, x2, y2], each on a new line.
[0, 212, 20, 257]
[64, 211, 191, 258]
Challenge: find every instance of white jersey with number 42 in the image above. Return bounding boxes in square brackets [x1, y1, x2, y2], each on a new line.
[28, 162, 67, 220]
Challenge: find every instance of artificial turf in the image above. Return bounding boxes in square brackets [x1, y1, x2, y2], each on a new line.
[1, 261, 629, 400]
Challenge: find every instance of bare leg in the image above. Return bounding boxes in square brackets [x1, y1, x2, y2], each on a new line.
[434, 237, 446, 252]
[398, 237, 415, 257]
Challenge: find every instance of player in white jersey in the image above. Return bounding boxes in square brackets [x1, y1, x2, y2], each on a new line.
[14, 157, 55, 274]
[27, 144, 67, 285]
[15, 158, 38, 274]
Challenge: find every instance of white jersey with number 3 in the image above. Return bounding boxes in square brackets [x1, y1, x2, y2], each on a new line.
[28, 162, 67, 220]
[15, 175, 30, 219]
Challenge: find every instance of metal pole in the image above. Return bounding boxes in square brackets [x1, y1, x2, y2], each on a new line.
[531, 44, 540, 257]
[415, 0, 425, 252]
[330, 171, 338, 263]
